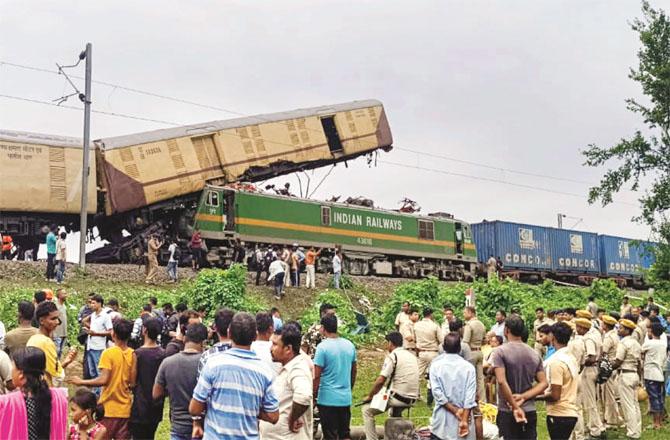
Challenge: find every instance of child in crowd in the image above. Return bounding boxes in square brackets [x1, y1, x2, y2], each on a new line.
[69, 388, 107, 440]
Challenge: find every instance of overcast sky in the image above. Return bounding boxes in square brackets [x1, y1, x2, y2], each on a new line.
[1, 1, 661, 240]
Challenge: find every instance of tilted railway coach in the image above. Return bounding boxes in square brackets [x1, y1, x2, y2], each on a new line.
[0, 99, 393, 259]
[194, 185, 478, 280]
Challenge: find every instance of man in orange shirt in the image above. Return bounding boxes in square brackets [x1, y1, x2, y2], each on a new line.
[304, 247, 321, 289]
[69, 318, 136, 439]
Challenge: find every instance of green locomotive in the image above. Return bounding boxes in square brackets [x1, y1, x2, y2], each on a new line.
[194, 184, 477, 280]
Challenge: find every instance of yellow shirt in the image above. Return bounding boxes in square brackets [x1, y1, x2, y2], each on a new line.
[26, 333, 62, 387]
[545, 351, 579, 417]
[98, 345, 134, 418]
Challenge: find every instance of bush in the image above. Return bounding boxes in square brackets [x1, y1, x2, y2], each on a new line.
[186, 264, 266, 316]
[381, 277, 629, 331]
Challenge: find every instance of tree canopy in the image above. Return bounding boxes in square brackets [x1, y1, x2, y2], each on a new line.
[583, 2, 670, 282]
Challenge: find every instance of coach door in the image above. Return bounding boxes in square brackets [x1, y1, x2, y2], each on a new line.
[455, 222, 464, 255]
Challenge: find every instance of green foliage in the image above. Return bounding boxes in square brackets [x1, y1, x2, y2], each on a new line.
[186, 264, 266, 316]
[300, 290, 358, 334]
[582, 1, 670, 283]
[328, 274, 355, 290]
[381, 277, 629, 331]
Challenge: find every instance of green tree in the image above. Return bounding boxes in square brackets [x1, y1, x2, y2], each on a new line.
[583, 1, 670, 282]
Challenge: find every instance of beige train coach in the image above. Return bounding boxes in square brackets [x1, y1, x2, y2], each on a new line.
[95, 99, 392, 215]
[0, 130, 96, 214]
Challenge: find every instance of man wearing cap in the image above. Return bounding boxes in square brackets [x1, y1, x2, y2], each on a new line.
[575, 313, 604, 439]
[566, 317, 587, 440]
[600, 315, 624, 428]
[611, 319, 642, 439]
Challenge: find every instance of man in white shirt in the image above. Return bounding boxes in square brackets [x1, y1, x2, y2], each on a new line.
[332, 250, 342, 289]
[260, 323, 312, 440]
[490, 310, 506, 342]
[83, 294, 113, 392]
[268, 257, 286, 300]
[251, 312, 276, 370]
[642, 321, 667, 429]
[167, 239, 178, 282]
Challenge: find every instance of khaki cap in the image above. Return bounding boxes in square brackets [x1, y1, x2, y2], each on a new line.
[575, 318, 592, 329]
[602, 315, 617, 326]
[575, 310, 593, 319]
[619, 319, 637, 330]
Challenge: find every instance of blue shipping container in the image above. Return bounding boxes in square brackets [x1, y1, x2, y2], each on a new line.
[549, 228, 600, 274]
[472, 221, 552, 271]
[473, 221, 601, 274]
[598, 235, 655, 277]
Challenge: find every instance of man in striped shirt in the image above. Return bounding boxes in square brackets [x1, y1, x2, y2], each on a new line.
[190, 312, 279, 439]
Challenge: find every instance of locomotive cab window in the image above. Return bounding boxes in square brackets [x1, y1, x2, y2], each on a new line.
[321, 206, 331, 226]
[206, 191, 219, 207]
[418, 220, 434, 240]
[320, 116, 343, 153]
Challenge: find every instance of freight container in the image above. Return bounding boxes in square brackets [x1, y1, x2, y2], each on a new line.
[472, 221, 552, 272]
[598, 235, 655, 277]
[549, 228, 600, 275]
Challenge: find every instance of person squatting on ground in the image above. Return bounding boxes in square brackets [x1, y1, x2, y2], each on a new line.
[361, 331, 419, 440]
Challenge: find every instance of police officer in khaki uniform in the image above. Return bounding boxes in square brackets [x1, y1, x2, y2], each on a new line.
[399, 308, 419, 353]
[414, 307, 442, 381]
[568, 318, 587, 440]
[600, 315, 624, 428]
[611, 319, 642, 439]
[463, 305, 486, 401]
[575, 313, 604, 438]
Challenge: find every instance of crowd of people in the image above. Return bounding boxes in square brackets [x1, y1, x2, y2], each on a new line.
[0, 287, 360, 440]
[389, 295, 670, 440]
[0, 281, 669, 439]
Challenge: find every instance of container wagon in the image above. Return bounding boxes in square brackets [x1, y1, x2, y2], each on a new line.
[472, 221, 603, 284]
[194, 185, 478, 280]
[598, 235, 655, 287]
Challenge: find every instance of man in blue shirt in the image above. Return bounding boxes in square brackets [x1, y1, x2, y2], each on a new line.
[313, 313, 357, 440]
[190, 312, 279, 440]
[45, 224, 57, 281]
[430, 332, 477, 440]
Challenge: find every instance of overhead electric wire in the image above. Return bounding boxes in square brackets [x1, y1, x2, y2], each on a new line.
[378, 160, 639, 207]
[394, 146, 595, 186]
[1, 59, 640, 205]
[0, 93, 182, 126]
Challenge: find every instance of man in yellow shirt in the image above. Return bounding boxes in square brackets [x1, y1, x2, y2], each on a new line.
[27, 301, 76, 386]
[537, 322, 579, 439]
[69, 318, 136, 439]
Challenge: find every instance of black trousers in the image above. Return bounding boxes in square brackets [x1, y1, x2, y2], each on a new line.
[497, 410, 537, 440]
[546, 415, 577, 440]
[318, 404, 351, 440]
[129, 421, 160, 439]
[46, 252, 56, 279]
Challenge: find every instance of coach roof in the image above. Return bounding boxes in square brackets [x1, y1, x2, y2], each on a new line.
[0, 129, 83, 148]
[95, 99, 385, 150]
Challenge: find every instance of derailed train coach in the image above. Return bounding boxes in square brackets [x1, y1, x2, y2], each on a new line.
[0, 130, 96, 255]
[1, 99, 394, 260]
[472, 220, 655, 287]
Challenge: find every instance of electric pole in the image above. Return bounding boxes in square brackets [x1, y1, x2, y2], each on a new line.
[79, 43, 92, 269]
